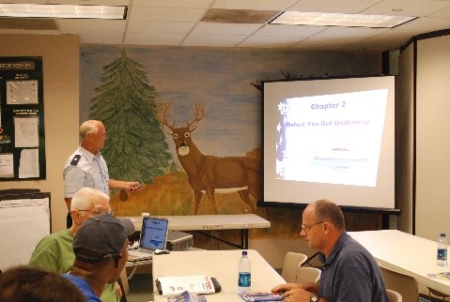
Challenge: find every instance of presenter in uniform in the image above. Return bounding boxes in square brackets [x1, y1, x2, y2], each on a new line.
[64, 119, 141, 227]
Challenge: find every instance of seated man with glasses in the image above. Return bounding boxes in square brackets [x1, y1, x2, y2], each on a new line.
[29, 187, 129, 302]
[272, 199, 388, 302]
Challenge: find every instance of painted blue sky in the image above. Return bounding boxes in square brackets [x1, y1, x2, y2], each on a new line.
[80, 46, 362, 157]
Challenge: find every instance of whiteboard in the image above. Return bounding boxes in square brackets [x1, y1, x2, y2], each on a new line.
[0, 195, 50, 270]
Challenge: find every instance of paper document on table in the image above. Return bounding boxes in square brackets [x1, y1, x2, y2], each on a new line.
[239, 292, 284, 301]
[156, 275, 217, 296]
[166, 291, 207, 302]
[427, 271, 450, 280]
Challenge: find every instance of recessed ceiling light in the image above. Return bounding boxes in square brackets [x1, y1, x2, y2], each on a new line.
[270, 11, 416, 28]
[0, 4, 127, 20]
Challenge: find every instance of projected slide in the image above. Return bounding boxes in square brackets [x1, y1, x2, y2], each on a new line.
[263, 76, 395, 209]
[276, 89, 388, 187]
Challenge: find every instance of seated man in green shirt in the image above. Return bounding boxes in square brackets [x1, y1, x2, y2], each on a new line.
[29, 187, 129, 302]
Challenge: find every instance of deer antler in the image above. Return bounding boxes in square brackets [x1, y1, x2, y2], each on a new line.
[188, 101, 206, 131]
[156, 100, 175, 133]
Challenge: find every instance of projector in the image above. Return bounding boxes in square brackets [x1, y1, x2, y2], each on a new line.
[166, 230, 194, 251]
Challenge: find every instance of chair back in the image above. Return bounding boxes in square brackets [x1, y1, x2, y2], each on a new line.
[386, 289, 402, 302]
[427, 286, 449, 300]
[281, 252, 308, 283]
[380, 265, 418, 302]
[295, 266, 321, 284]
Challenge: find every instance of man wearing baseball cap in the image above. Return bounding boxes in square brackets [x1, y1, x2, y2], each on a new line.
[63, 213, 134, 302]
[29, 187, 129, 302]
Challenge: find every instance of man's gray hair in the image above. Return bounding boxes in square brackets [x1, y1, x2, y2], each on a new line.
[70, 187, 110, 212]
[79, 120, 100, 140]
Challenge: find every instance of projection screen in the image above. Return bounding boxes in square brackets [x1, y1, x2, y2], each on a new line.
[261, 75, 395, 210]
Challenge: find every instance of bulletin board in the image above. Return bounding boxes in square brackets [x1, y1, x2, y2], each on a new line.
[0, 57, 46, 180]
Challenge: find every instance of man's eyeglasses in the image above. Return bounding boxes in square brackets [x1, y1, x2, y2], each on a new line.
[300, 221, 324, 232]
[77, 208, 114, 216]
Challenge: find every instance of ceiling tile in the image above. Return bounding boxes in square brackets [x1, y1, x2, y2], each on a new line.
[0, 18, 57, 30]
[3, 0, 450, 52]
[0, 29, 59, 35]
[127, 21, 196, 34]
[182, 33, 247, 47]
[255, 24, 327, 37]
[201, 9, 279, 24]
[7, 0, 47, 4]
[124, 32, 186, 46]
[58, 19, 125, 33]
[129, 7, 206, 22]
[358, 29, 416, 50]
[361, 0, 450, 17]
[133, 0, 214, 8]
[55, 0, 128, 4]
[192, 22, 262, 35]
[289, 0, 381, 14]
[212, 0, 297, 11]
[428, 5, 450, 18]
[80, 31, 124, 44]
[308, 26, 387, 41]
[238, 35, 304, 48]
[396, 16, 450, 33]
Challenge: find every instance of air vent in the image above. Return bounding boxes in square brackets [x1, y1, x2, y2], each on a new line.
[201, 9, 279, 24]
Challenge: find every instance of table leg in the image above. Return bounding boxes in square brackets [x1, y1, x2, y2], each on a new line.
[242, 229, 248, 249]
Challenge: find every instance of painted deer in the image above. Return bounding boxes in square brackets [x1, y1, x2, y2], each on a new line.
[157, 101, 261, 214]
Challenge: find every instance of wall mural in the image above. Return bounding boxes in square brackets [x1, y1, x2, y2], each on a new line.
[156, 100, 261, 215]
[80, 46, 383, 246]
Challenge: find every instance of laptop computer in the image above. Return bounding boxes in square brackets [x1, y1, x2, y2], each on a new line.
[127, 216, 170, 262]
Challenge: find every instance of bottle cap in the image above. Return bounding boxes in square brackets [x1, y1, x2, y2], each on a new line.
[242, 250, 248, 256]
[441, 233, 446, 237]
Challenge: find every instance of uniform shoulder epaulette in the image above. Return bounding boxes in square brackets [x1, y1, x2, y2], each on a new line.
[70, 154, 81, 166]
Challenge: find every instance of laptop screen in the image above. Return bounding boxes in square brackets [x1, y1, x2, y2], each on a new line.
[140, 217, 170, 250]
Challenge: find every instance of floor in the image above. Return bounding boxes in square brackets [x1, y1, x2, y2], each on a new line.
[127, 274, 154, 302]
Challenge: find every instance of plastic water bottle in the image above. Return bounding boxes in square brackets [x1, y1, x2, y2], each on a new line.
[437, 233, 448, 266]
[238, 250, 251, 294]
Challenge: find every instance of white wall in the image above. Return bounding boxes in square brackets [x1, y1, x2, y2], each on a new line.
[415, 34, 450, 240]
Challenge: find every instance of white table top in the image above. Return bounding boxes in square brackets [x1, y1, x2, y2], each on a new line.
[127, 214, 271, 232]
[349, 230, 450, 295]
[152, 249, 285, 302]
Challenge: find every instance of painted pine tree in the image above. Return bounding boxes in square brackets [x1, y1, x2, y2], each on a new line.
[89, 49, 172, 185]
